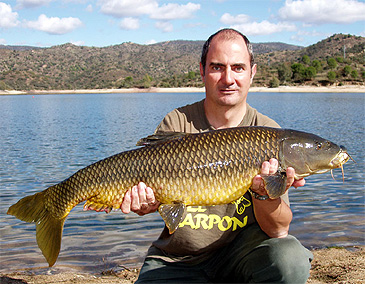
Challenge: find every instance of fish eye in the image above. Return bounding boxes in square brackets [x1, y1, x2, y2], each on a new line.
[316, 142, 322, 150]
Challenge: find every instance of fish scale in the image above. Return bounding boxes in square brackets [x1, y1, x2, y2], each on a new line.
[7, 126, 350, 267]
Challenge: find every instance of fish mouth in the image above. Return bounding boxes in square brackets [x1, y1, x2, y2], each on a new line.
[329, 147, 351, 168]
[328, 147, 353, 181]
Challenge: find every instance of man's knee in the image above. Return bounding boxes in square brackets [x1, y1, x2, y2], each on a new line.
[257, 236, 313, 283]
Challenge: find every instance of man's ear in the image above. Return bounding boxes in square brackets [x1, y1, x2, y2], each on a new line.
[199, 62, 205, 83]
[250, 64, 257, 84]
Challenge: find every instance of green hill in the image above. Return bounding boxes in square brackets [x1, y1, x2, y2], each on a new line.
[0, 33, 363, 91]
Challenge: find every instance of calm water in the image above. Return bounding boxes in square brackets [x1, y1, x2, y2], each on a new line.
[0, 92, 364, 274]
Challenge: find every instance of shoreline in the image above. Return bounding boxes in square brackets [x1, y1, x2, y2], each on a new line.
[0, 246, 363, 284]
[0, 85, 364, 95]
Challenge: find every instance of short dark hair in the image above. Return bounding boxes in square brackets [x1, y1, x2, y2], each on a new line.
[200, 28, 254, 74]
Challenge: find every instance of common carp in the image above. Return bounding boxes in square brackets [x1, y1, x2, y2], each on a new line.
[7, 126, 350, 267]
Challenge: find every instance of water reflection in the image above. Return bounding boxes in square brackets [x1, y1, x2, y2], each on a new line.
[0, 92, 363, 273]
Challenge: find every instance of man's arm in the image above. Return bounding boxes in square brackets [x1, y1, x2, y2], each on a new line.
[250, 158, 305, 238]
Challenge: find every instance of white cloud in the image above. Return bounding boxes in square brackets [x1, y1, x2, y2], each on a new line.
[25, 14, 83, 35]
[99, 0, 200, 23]
[16, 0, 52, 9]
[149, 2, 200, 20]
[98, 0, 158, 18]
[279, 0, 365, 24]
[120, 17, 139, 30]
[0, 38, 6, 44]
[155, 21, 173, 32]
[220, 13, 251, 25]
[86, 4, 93, 12]
[230, 20, 296, 36]
[145, 39, 157, 45]
[0, 2, 20, 28]
[71, 40, 84, 46]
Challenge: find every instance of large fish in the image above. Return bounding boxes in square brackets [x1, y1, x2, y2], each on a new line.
[8, 127, 350, 267]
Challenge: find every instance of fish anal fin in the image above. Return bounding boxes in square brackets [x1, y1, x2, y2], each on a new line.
[158, 203, 186, 234]
[262, 172, 287, 199]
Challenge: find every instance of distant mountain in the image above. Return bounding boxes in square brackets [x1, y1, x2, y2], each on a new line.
[0, 34, 363, 91]
[0, 45, 42, 51]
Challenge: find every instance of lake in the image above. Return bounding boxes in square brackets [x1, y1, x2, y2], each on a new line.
[0, 92, 364, 274]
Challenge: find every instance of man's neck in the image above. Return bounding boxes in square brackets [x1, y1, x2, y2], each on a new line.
[204, 100, 247, 129]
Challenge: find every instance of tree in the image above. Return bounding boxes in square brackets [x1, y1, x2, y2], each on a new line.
[311, 60, 322, 73]
[187, 71, 196, 80]
[269, 77, 280, 88]
[351, 70, 358, 79]
[277, 63, 292, 83]
[304, 66, 317, 80]
[327, 71, 336, 81]
[327, 58, 337, 69]
[302, 55, 310, 65]
[120, 76, 133, 88]
[342, 65, 352, 77]
[291, 63, 305, 82]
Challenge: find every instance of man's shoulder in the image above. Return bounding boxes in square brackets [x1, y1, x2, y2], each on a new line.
[245, 104, 280, 128]
[156, 99, 208, 133]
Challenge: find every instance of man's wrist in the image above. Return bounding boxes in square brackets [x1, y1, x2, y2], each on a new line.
[248, 188, 269, 200]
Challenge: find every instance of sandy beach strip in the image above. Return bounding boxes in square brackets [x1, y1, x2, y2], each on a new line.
[0, 85, 364, 95]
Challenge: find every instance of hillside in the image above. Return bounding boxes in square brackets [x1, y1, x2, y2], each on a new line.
[0, 34, 363, 91]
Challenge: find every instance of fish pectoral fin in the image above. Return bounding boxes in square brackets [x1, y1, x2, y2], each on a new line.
[262, 172, 287, 199]
[158, 202, 186, 234]
[136, 131, 188, 146]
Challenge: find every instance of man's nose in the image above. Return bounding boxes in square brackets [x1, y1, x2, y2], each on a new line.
[222, 68, 235, 85]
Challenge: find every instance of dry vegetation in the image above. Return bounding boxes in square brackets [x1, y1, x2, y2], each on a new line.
[0, 34, 364, 91]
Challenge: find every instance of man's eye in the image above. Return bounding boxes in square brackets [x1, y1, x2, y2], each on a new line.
[234, 66, 244, 72]
[213, 66, 221, 71]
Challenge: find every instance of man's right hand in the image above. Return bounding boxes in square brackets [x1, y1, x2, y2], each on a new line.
[121, 182, 160, 216]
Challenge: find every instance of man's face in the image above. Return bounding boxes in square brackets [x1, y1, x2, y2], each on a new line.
[200, 36, 256, 108]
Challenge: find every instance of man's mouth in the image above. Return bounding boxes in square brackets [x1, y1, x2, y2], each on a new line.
[219, 89, 237, 94]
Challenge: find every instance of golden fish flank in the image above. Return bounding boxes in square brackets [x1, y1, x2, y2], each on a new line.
[7, 126, 350, 267]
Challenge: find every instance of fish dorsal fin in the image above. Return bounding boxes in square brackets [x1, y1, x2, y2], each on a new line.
[158, 202, 186, 234]
[261, 172, 287, 199]
[136, 131, 188, 146]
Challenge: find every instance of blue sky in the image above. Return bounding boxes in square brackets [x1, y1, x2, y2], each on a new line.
[1, 0, 364, 47]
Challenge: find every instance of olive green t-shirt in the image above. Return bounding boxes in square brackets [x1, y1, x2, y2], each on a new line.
[150, 99, 283, 263]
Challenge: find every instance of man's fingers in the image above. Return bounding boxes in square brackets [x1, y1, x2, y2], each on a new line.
[131, 185, 141, 211]
[268, 158, 278, 175]
[261, 161, 270, 175]
[137, 182, 148, 205]
[145, 186, 156, 205]
[286, 167, 295, 190]
[121, 189, 131, 214]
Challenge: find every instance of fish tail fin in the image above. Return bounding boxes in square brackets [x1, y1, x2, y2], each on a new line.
[7, 190, 66, 267]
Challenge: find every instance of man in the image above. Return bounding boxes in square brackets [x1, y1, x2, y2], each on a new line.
[121, 28, 313, 283]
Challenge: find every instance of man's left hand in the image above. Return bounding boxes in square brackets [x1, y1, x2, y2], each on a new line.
[251, 158, 305, 197]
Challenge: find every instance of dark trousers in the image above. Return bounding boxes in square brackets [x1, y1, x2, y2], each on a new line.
[136, 224, 313, 283]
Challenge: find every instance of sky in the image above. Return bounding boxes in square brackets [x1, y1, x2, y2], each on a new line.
[0, 0, 364, 48]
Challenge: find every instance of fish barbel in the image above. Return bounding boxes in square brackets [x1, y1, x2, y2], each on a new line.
[7, 126, 350, 266]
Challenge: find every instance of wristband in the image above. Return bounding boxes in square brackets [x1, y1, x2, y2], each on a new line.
[248, 188, 269, 200]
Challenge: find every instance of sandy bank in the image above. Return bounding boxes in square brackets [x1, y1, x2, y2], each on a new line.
[0, 85, 364, 95]
[0, 247, 363, 284]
